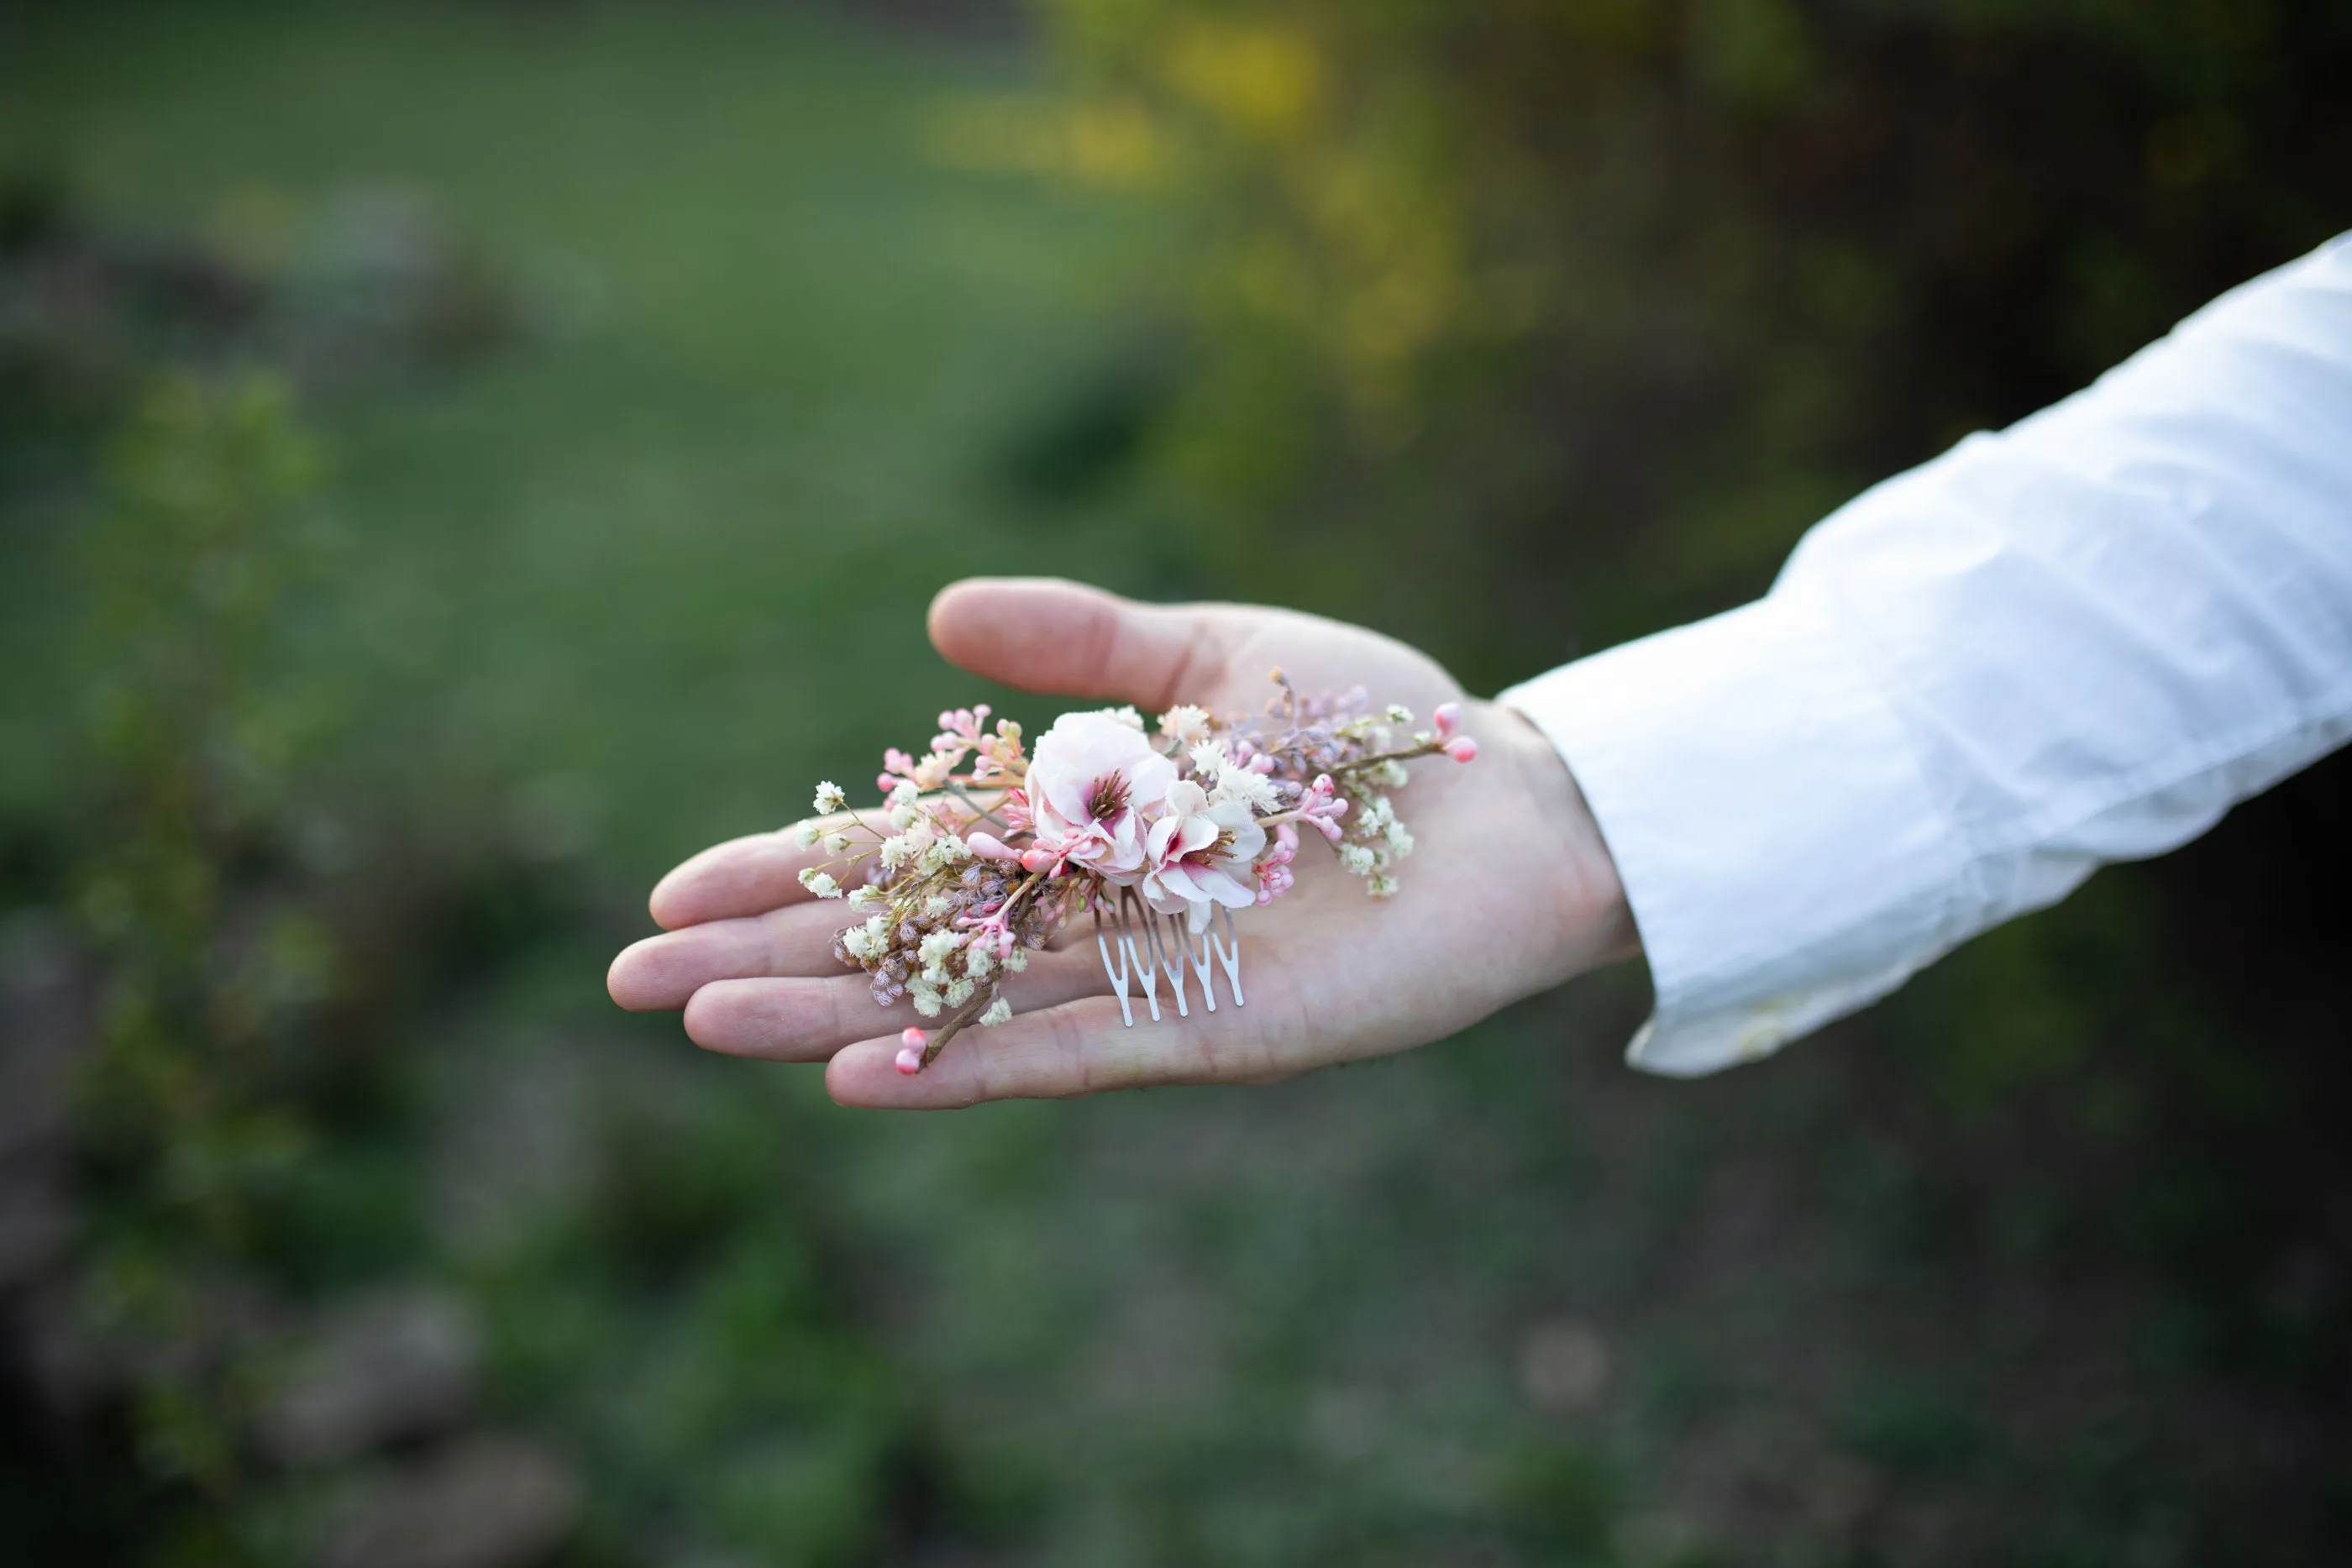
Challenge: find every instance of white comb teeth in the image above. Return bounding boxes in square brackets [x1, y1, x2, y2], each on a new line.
[1095, 887, 1245, 1026]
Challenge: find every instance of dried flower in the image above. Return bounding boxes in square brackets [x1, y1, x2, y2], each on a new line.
[1142, 779, 1267, 931]
[809, 675, 1473, 1069]
[1158, 704, 1213, 745]
[1027, 710, 1173, 881]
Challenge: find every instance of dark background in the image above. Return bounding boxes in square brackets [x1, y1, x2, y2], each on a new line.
[3, 2, 2348, 1563]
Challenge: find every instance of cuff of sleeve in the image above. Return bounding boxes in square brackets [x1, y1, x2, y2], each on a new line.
[1499, 589, 1970, 1075]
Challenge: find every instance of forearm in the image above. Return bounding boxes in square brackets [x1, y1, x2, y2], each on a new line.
[1506, 232, 2352, 1073]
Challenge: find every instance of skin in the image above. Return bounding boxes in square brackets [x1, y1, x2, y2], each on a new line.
[606, 577, 1639, 1108]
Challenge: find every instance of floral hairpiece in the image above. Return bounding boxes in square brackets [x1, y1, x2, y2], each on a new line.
[790, 673, 1477, 1074]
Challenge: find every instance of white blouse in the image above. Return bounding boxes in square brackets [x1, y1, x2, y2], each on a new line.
[1502, 232, 2352, 1075]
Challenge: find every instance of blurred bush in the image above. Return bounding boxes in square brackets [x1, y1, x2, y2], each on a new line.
[71, 378, 334, 1494]
[0, 172, 517, 487]
[1038, 0, 2352, 684]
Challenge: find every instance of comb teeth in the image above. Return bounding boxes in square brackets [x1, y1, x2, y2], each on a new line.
[1095, 887, 1245, 1026]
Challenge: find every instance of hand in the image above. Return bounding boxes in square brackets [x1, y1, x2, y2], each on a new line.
[606, 578, 1637, 1107]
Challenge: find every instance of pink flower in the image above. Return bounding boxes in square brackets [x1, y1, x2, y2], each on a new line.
[1443, 736, 1478, 763]
[1255, 822, 1299, 904]
[1295, 774, 1350, 842]
[1141, 780, 1268, 931]
[932, 705, 991, 752]
[1026, 711, 1175, 883]
[1432, 701, 1462, 739]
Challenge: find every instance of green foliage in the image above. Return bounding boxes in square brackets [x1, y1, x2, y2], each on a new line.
[1041, 0, 2352, 684]
[67, 376, 331, 1502]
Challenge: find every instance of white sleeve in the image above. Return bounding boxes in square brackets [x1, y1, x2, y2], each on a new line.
[1500, 232, 2352, 1077]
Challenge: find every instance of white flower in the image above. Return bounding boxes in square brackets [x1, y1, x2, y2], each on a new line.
[821, 832, 849, 854]
[1094, 705, 1144, 730]
[1004, 947, 1029, 973]
[925, 894, 955, 918]
[793, 821, 821, 848]
[911, 983, 943, 1018]
[1158, 705, 1213, 745]
[920, 835, 971, 873]
[979, 996, 1012, 1026]
[1188, 738, 1231, 781]
[799, 869, 842, 899]
[1357, 795, 1394, 833]
[848, 885, 880, 909]
[945, 978, 974, 1007]
[965, 945, 994, 980]
[1383, 820, 1415, 857]
[1367, 873, 1399, 899]
[813, 781, 846, 814]
[1339, 844, 1377, 876]
[1379, 759, 1410, 789]
[888, 801, 917, 830]
[843, 915, 889, 960]
[1026, 710, 1176, 884]
[918, 929, 965, 969]
[889, 779, 919, 806]
[1140, 779, 1267, 932]
[1384, 705, 1413, 724]
[1210, 765, 1281, 815]
[878, 835, 916, 872]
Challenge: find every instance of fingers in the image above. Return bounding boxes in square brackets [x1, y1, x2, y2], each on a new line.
[927, 578, 1226, 713]
[607, 900, 851, 1011]
[824, 964, 1306, 1108]
[682, 947, 1114, 1062]
[647, 820, 875, 929]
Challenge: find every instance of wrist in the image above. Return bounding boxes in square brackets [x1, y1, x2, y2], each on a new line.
[1477, 697, 1641, 981]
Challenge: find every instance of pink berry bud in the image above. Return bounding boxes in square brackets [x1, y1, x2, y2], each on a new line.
[895, 1046, 923, 1075]
[1444, 736, 1478, 763]
[1021, 847, 1058, 874]
[965, 831, 1021, 863]
[901, 1026, 927, 1048]
[1432, 701, 1462, 739]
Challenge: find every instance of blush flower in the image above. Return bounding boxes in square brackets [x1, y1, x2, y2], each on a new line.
[807, 679, 1473, 1071]
[1141, 779, 1267, 931]
[1026, 710, 1176, 881]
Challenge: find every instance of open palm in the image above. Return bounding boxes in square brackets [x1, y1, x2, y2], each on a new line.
[607, 578, 1633, 1107]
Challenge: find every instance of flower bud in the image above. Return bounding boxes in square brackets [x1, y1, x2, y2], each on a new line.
[1432, 701, 1462, 739]
[1443, 736, 1478, 763]
[966, 831, 1021, 863]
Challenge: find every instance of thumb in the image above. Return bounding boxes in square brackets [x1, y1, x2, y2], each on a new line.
[927, 578, 1221, 711]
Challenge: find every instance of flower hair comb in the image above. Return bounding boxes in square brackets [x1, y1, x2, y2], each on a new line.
[790, 673, 1477, 1074]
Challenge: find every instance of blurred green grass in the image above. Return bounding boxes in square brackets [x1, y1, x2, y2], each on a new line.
[1, 0, 1181, 869]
